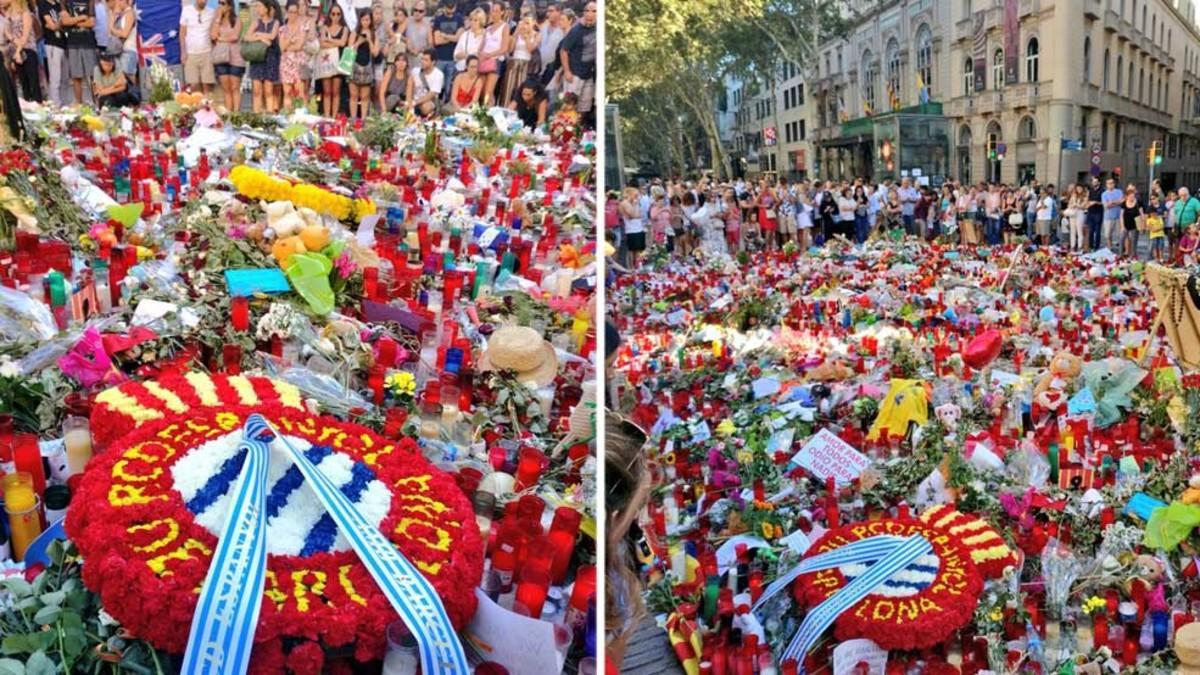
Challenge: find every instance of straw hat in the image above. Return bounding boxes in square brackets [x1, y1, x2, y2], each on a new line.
[478, 325, 558, 386]
[1178, 622, 1200, 674]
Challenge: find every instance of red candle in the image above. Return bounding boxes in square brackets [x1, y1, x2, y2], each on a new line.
[0, 413, 12, 462]
[514, 447, 545, 492]
[547, 507, 582, 584]
[13, 433, 45, 519]
[363, 267, 378, 299]
[231, 296, 250, 332]
[1093, 613, 1109, 650]
[223, 344, 242, 375]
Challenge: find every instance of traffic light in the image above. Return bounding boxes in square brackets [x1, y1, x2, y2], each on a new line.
[987, 138, 997, 160]
[1149, 140, 1163, 165]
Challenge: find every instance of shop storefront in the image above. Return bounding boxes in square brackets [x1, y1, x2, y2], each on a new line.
[816, 103, 950, 184]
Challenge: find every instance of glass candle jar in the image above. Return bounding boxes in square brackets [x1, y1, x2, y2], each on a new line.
[3, 472, 41, 561]
[63, 416, 94, 477]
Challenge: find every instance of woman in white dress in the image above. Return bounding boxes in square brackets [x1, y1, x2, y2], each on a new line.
[692, 193, 728, 256]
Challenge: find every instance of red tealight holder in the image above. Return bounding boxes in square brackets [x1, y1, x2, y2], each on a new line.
[514, 447, 545, 492]
[514, 569, 550, 618]
[222, 344, 242, 375]
[547, 507, 583, 584]
[231, 296, 250, 332]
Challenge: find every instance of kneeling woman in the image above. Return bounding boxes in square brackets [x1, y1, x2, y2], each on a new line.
[508, 79, 547, 129]
[93, 53, 136, 108]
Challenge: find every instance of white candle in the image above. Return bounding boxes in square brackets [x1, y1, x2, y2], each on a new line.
[382, 646, 419, 675]
[64, 421, 93, 476]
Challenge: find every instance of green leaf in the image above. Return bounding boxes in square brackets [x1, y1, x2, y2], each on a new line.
[0, 579, 32, 598]
[38, 591, 64, 607]
[1, 632, 53, 655]
[60, 615, 86, 660]
[0, 658, 25, 675]
[15, 597, 39, 612]
[23, 652, 55, 675]
[31, 606, 60, 625]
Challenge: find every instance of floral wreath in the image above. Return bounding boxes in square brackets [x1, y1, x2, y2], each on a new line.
[68, 373, 483, 672]
[792, 514, 993, 651]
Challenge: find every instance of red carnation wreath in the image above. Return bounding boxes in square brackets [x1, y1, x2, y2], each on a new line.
[792, 517, 985, 651]
[68, 373, 483, 671]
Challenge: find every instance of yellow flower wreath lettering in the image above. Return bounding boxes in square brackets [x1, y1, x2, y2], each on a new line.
[112, 459, 163, 483]
[127, 518, 181, 553]
[264, 571, 288, 607]
[146, 538, 212, 576]
[292, 569, 328, 612]
[393, 516, 452, 553]
[108, 483, 169, 507]
[338, 565, 368, 606]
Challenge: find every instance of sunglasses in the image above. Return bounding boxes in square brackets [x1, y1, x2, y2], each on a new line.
[414, 7, 424, 11]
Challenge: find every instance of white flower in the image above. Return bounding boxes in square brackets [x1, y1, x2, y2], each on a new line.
[0, 359, 20, 378]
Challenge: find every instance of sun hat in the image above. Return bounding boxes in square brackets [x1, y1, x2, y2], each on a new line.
[1178, 622, 1200, 674]
[478, 325, 559, 386]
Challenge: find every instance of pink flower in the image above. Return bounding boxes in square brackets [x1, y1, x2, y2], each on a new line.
[333, 251, 358, 279]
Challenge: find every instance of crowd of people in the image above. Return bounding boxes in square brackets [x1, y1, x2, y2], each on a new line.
[0, 0, 595, 126]
[607, 174, 1200, 268]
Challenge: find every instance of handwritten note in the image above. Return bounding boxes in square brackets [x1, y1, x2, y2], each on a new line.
[790, 428, 870, 485]
[465, 590, 564, 674]
[832, 639, 888, 675]
[765, 428, 795, 456]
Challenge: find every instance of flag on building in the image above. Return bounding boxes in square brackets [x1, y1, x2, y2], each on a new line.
[863, 99, 873, 117]
[916, 73, 930, 105]
[888, 83, 900, 111]
[838, 91, 849, 122]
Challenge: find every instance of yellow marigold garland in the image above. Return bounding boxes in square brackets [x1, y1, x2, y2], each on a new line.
[228, 166, 376, 222]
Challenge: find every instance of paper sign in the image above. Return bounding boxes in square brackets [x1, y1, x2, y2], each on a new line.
[666, 309, 687, 326]
[779, 528, 812, 556]
[225, 268, 291, 297]
[990, 370, 1021, 387]
[790, 428, 870, 485]
[714, 535, 771, 574]
[751, 377, 781, 399]
[832, 639, 888, 675]
[1068, 387, 1097, 415]
[691, 420, 711, 443]
[465, 589, 565, 674]
[766, 428, 795, 455]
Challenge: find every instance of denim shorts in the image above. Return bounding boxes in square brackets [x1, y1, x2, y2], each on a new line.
[214, 63, 245, 78]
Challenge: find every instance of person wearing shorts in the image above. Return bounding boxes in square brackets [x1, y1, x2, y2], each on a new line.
[61, 0, 98, 104]
[179, 0, 216, 94]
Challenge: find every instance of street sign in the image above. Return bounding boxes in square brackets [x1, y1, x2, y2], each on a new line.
[763, 127, 778, 147]
[1061, 139, 1084, 151]
[1090, 143, 1102, 177]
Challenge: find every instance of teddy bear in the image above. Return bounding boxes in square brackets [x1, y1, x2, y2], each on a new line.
[805, 358, 854, 382]
[1032, 349, 1082, 423]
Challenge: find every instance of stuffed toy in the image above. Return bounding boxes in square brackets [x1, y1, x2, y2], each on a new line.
[1183, 475, 1200, 505]
[805, 358, 853, 382]
[934, 403, 962, 433]
[1034, 349, 1083, 400]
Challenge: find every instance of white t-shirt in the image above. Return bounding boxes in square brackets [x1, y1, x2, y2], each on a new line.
[1036, 196, 1054, 221]
[797, 202, 814, 229]
[454, 30, 482, 71]
[410, 66, 445, 99]
[837, 197, 857, 221]
[179, 5, 215, 55]
[623, 216, 645, 234]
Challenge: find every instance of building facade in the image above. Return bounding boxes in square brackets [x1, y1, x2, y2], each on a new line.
[719, 66, 814, 181]
[810, 0, 953, 183]
[947, 0, 1200, 190]
[808, 0, 1200, 190]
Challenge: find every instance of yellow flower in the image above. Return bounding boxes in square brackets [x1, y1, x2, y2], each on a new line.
[385, 371, 416, 397]
[988, 608, 1003, 622]
[761, 522, 774, 539]
[716, 419, 736, 436]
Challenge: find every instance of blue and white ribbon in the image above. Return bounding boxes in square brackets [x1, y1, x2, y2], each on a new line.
[751, 534, 933, 671]
[266, 419, 470, 675]
[182, 414, 469, 675]
[182, 415, 273, 675]
[751, 535, 910, 615]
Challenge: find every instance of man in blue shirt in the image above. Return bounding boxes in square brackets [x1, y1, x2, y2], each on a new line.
[898, 178, 919, 235]
[1101, 178, 1123, 250]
